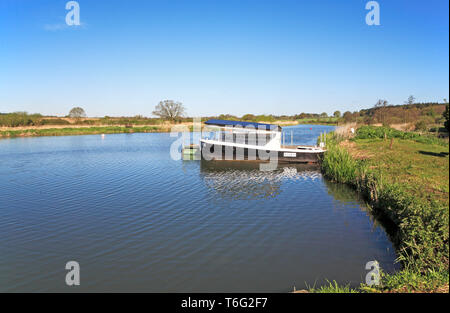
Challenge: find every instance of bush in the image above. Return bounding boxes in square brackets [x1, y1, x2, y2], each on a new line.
[0, 112, 42, 127]
[444, 104, 449, 131]
[81, 119, 97, 125]
[415, 120, 428, 132]
[40, 118, 71, 125]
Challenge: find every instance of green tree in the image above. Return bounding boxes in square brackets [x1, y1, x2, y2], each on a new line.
[242, 114, 256, 121]
[343, 111, 352, 123]
[68, 107, 86, 119]
[333, 111, 341, 118]
[443, 99, 449, 131]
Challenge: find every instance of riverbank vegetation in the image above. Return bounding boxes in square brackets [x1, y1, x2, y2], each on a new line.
[319, 125, 449, 293]
[0, 126, 167, 138]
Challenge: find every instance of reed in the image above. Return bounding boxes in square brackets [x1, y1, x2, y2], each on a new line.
[308, 280, 359, 293]
[333, 123, 357, 141]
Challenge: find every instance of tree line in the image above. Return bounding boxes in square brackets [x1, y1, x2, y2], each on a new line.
[2, 97, 449, 132]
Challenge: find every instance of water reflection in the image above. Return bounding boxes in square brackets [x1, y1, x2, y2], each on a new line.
[200, 160, 321, 200]
[199, 160, 396, 242]
[323, 179, 365, 204]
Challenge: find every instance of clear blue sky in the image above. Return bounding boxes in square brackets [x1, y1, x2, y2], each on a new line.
[0, 0, 448, 117]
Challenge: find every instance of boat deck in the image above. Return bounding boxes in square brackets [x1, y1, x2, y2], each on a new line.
[281, 145, 319, 149]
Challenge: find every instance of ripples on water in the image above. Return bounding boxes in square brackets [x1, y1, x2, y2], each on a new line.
[0, 126, 398, 292]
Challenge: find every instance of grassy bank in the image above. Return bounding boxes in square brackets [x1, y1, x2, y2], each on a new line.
[0, 125, 173, 138]
[318, 126, 449, 292]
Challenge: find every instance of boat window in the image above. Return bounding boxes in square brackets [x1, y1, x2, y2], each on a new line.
[207, 128, 276, 146]
[257, 134, 272, 146]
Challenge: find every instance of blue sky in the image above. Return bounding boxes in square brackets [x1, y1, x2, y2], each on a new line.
[0, 0, 448, 117]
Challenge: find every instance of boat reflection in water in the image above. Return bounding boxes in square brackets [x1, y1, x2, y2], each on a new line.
[199, 160, 322, 200]
[198, 159, 397, 244]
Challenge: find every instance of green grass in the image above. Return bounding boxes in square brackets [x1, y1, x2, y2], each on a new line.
[350, 138, 449, 207]
[308, 280, 359, 293]
[317, 127, 449, 293]
[379, 267, 449, 293]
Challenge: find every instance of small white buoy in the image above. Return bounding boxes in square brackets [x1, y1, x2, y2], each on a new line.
[101, 134, 105, 139]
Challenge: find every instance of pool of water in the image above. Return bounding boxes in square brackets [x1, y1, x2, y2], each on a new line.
[0, 125, 398, 292]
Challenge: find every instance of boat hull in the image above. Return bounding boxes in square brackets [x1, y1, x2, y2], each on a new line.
[200, 142, 323, 163]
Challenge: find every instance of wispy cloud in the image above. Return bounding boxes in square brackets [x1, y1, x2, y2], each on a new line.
[43, 22, 87, 32]
[43, 23, 68, 31]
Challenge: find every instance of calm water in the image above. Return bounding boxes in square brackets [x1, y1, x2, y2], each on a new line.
[0, 125, 398, 292]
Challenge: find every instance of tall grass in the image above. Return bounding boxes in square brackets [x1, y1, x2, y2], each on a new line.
[321, 145, 363, 185]
[308, 280, 359, 293]
[333, 123, 357, 140]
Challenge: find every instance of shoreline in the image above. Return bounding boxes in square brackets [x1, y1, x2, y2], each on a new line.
[0, 121, 301, 139]
[0, 124, 188, 139]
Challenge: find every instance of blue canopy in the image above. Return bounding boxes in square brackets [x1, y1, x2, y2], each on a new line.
[204, 119, 281, 131]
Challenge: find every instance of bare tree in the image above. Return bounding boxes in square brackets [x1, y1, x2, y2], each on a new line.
[375, 99, 388, 107]
[403, 96, 415, 123]
[152, 100, 186, 122]
[68, 107, 86, 119]
[374, 99, 388, 125]
[405, 95, 415, 105]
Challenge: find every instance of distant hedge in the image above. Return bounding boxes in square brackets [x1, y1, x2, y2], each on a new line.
[355, 126, 448, 146]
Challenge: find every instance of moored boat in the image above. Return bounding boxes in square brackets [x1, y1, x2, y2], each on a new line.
[199, 119, 325, 163]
